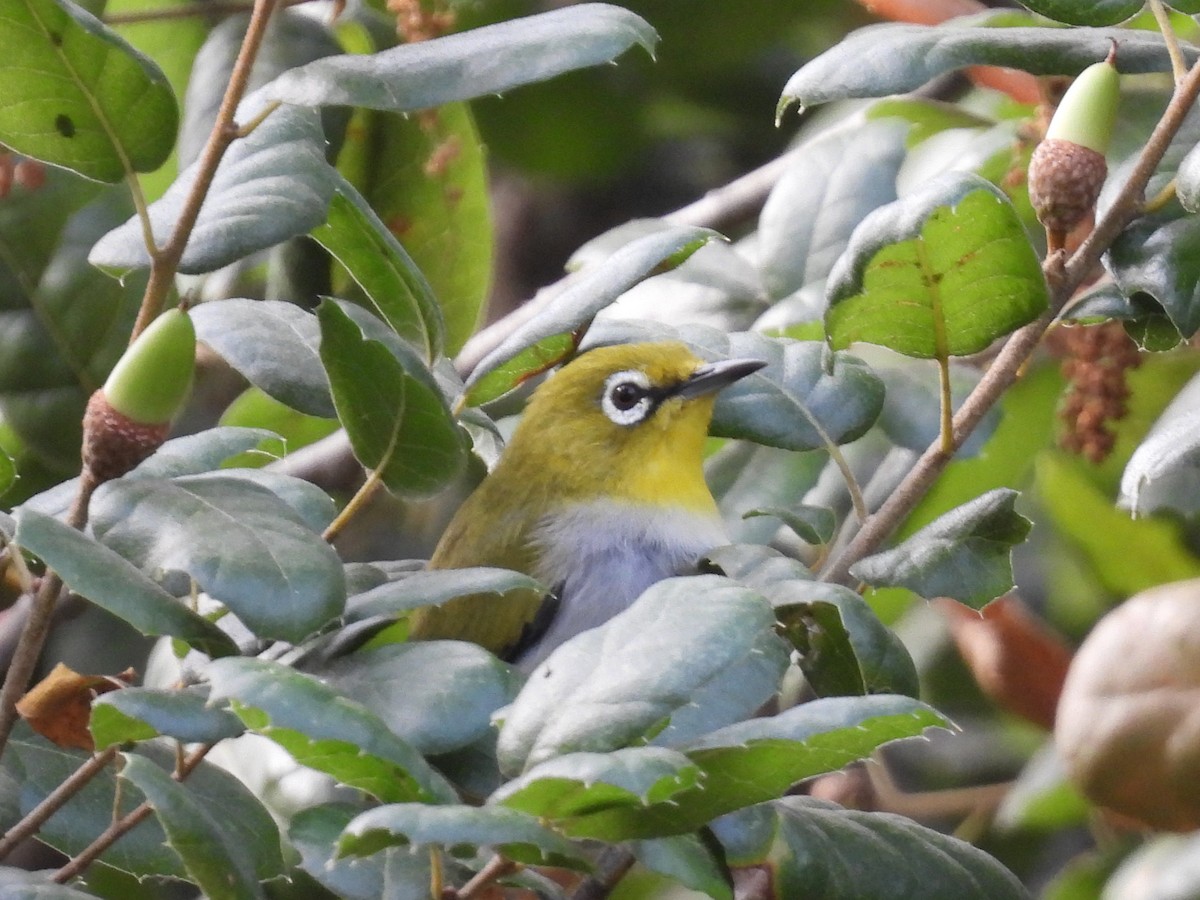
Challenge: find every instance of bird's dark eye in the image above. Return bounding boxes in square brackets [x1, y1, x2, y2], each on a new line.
[601, 369, 655, 425]
[609, 381, 645, 411]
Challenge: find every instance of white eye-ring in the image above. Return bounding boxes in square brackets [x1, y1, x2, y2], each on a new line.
[601, 369, 654, 426]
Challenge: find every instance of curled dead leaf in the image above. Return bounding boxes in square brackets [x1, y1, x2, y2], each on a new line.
[936, 595, 1072, 730]
[16, 662, 135, 751]
[1055, 578, 1200, 831]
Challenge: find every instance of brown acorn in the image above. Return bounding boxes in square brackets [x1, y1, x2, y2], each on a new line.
[82, 308, 196, 483]
[1028, 46, 1120, 251]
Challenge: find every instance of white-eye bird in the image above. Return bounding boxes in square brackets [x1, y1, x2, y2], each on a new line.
[409, 341, 765, 670]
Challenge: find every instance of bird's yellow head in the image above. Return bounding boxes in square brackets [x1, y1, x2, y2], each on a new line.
[495, 341, 765, 512]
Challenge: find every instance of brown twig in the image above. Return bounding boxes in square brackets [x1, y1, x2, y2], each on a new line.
[569, 845, 636, 900]
[819, 52, 1200, 586]
[130, 0, 281, 340]
[0, 745, 121, 860]
[53, 743, 213, 883]
[452, 854, 519, 899]
[0, 472, 97, 760]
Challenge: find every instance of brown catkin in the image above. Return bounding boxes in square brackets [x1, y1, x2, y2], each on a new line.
[1053, 321, 1142, 464]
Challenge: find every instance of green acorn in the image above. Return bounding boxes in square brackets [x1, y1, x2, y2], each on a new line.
[1028, 44, 1120, 251]
[82, 308, 196, 483]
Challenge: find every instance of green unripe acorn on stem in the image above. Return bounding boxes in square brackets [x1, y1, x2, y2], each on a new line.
[1028, 42, 1120, 253]
[82, 307, 196, 484]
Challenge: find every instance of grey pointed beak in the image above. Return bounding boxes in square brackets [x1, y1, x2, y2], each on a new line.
[673, 357, 767, 400]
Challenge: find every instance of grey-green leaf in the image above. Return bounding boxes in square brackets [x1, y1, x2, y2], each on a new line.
[90, 686, 244, 750]
[780, 15, 1185, 114]
[850, 488, 1031, 608]
[743, 506, 835, 545]
[0, 869, 102, 900]
[492, 746, 702, 821]
[712, 796, 1028, 900]
[318, 299, 465, 497]
[12, 507, 237, 657]
[90, 99, 337, 273]
[321, 641, 519, 756]
[207, 657, 457, 804]
[0, 0, 178, 181]
[89, 474, 345, 642]
[191, 299, 333, 418]
[758, 120, 908, 300]
[265, 3, 657, 112]
[119, 753, 276, 899]
[346, 567, 544, 621]
[463, 226, 720, 405]
[337, 803, 587, 869]
[1120, 371, 1200, 516]
[633, 834, 733, 900]
[290, 803, 434, 900]
[497, 575, 789, 775]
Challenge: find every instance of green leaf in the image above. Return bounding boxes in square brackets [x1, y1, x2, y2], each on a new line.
[757, 119, 908, 300]
[265, 3, 657, 112]
[779, 15, 1183, 113]
[555, 695, 947, 840]
[345, 567, 544, 621]
[497, 575, 790, 775]
[318, 299, 465, 496]
[321, 642, 519, 756]
[850, 488, 1031, 608]
[90, 100, 338, 274]
[192, 299, 334, 418]
[206, 657, 457, 804]
[826, 174, 1047, 359]
[1018, 0, 1142, 25]
[90, 686, 245, 750]
[1037, 451, 1200, 596]
[492, 746, 702, 821]
[867, 97, 995, 148]
[0, 0, 177, 181]
[1120, 371, 1200, 516]
[0, 181, 141, 473]
[89, 473, 345, 642]
[290, 803, 434, 900]
[119, 754, 278, 899]
[633, 835, 733, 900]
[712, 797, 1028, 900]
[337, 803, 587, 869]
[0, 869, 101, 900]
[0, 444, 16, 499]
[775, 584, 920, 699]
[463, 225, 720, 405]
[8, 725, 278, 879]
[343, 102, 490, 356]
[12, 507, 237, 657]
[312, 183, 445, 362]
[585, 322, 885, 451]
[743, 506, 835, 545]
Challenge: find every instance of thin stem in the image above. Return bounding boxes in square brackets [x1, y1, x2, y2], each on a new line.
[570, 846, 636, 900]
[1149, 0, 1187, 84]
[125, 172, 157, 264]
[819, 51, 1200, 587]
[455, 855, 518, 899]
[0, 746, 120, 860]
[130, 0, 281, 341]
[937, 356, 953, 455]
[1145, 176, 1177, 214]
[0, 473, 97, 760]
[53, 743, 212, 883]
[322, 468, 383, 543]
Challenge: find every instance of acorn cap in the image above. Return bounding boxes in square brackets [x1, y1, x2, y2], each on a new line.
[1028, 138, 1108, 234]
[1045, 50, 1120, 156]
[102, 308, 196, 426]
